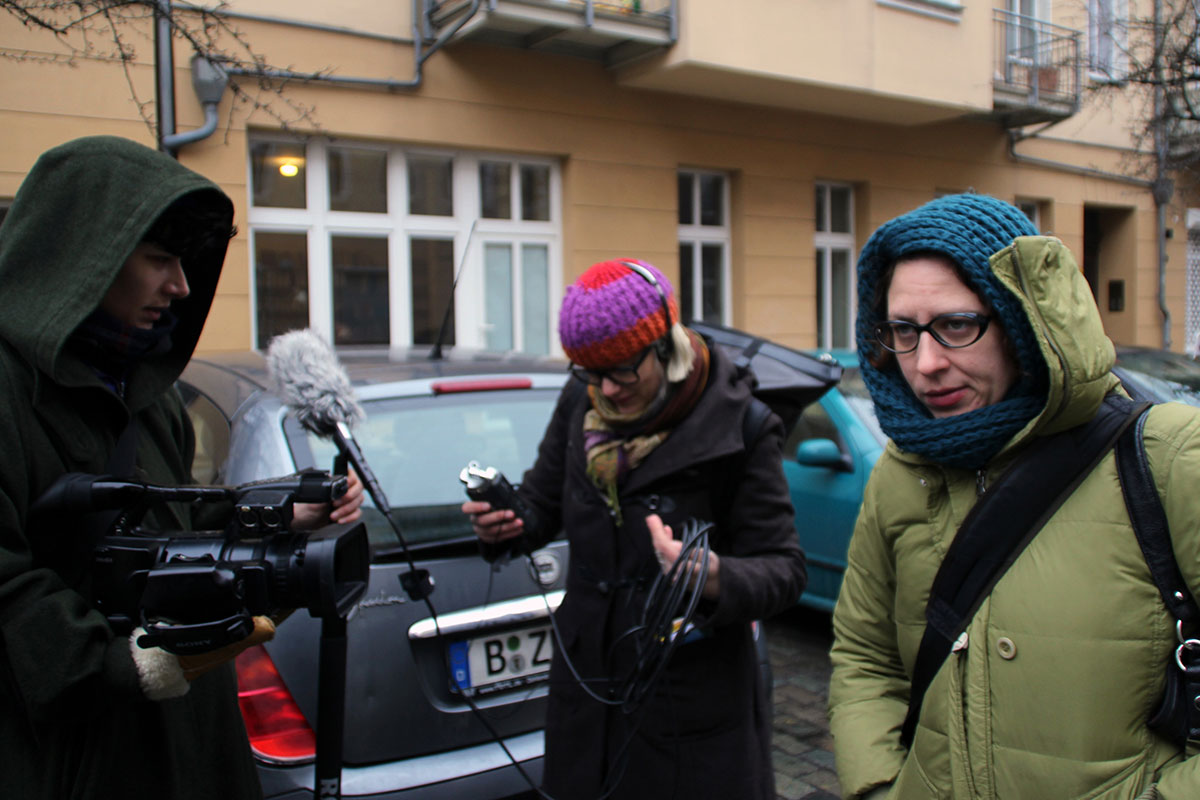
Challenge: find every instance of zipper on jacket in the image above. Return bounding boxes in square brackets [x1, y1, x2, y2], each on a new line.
[976, 469, 988, 496]
[1008, 245, 1071, 421]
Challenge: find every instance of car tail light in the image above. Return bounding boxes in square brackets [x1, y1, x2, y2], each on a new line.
[431, 377, 533, 394]
[235, 645, 316, 764]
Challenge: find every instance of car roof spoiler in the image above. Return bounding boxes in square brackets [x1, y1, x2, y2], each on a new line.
[689, 321, 843, 431]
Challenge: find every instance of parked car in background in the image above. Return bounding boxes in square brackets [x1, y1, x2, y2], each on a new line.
[784, 351, 884, 613]
[179, 348, 569, 800]
[784, 345, 1200, 613]
[1113, 346, 1200, 407]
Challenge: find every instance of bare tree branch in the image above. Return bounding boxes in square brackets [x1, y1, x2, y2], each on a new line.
[1088, 0, 1200, 182]
[1, 0, 324, 136]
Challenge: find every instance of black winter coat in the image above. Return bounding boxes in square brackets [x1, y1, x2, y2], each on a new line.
[516, 343, 806, 800]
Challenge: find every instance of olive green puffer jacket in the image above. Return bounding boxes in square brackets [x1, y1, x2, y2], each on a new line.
[828, 237, 1200, 800]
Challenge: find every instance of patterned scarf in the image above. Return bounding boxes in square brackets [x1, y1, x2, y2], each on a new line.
[584, 330, 710, 524]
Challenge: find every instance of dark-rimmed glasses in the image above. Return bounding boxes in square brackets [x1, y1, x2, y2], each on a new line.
[568, 346, 654, 386]
[874, 312, 992, 354]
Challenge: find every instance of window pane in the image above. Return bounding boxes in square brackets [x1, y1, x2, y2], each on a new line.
[521, 165, 550, 221]
[832, 249, 851, 349]
[328, 147, 387, 213]
[484, 243, 513, 351]
[522, 244, 550, 355]
[408, 157, 453, 216]
[815, 248, 827, 347]
[302, 391, 559, 546]
[677, 173, 693, 225]
[701, 244, 723, 324]
[830, 186, 852, 234]
[815, 185, 827, 233]
[254, 231, 309, 349]
[699, 175, 724, 226]
[481, 162, 512, 220]
[678, 242, 695, 323]
[410, 238, 455, 345]
[250, 141, 306, 209]
[332, 236, 389, 346]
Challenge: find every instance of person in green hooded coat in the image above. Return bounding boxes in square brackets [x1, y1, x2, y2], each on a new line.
[828, 194, 1200, 799]
[0, 136, 361, 798]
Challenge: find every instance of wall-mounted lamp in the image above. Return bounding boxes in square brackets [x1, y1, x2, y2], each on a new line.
[279, 162, 300, 178]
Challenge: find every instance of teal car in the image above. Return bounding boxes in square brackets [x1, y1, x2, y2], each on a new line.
[784, 351, 885, 613]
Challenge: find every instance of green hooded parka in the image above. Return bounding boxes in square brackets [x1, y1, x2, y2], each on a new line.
[0, 136, 261, 799]
[829, 236, 1200, 800]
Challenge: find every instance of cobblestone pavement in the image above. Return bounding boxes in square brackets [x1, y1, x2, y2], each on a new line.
[765, 606, 841, 800]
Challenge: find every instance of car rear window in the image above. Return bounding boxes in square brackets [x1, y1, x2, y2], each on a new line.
[1115, 351, 1200, 407]
[303, 389, 559, 547]
[837, 368, 886, 445]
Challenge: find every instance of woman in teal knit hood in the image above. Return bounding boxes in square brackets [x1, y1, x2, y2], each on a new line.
[853, 193, 1048, 468]
[829, 193, 1200, 800]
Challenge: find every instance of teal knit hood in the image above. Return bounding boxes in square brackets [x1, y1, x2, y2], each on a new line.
[854, 193, 1048, 469]
[0, 136, 233, 406]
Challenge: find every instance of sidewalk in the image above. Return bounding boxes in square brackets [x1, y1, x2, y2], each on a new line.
[765, 607, 841, 800]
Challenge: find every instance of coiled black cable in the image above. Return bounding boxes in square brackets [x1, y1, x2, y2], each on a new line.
[452, 517, 714, 800]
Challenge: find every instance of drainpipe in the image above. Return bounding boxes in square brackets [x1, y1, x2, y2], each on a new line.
[1152, 0, 1173, 349]
[222, 0, 482, 91]
[154, 0, 176, 153]
[1008, 129, 1154, 188]
[162, 55, 231, 155]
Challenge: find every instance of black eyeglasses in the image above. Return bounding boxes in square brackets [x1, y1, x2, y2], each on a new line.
[568, 346, 654, 386]
[874, 312, 992, 354]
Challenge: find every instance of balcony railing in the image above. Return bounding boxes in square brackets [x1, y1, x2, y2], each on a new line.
[426, 0, 677, 66]
[991, 9, 1082, 126]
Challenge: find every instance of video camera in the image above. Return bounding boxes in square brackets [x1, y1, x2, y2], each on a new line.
[31, 470, 369, 655]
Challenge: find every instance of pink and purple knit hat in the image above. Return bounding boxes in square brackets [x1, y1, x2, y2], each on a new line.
[559, 259, 679, 368]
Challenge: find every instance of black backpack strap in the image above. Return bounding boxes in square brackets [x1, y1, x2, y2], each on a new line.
[900, 394, 1147, 748]
[1115, 408, 1198, 624]
[1115, 407, 1200, 746]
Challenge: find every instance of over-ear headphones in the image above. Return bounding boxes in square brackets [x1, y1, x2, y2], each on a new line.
[619, 260, 674, 360]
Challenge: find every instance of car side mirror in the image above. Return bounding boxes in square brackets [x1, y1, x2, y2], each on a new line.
[795, 439, 852, 472]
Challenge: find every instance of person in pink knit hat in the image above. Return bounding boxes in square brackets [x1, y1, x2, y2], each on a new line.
[462, 258, 806, 800]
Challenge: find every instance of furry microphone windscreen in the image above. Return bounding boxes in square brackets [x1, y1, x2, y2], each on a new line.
[265, 329, 365, 435]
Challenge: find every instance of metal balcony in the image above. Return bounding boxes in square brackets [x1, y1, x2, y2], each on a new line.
[989, 9, 1082, 127]
[426, 0, 677, 67]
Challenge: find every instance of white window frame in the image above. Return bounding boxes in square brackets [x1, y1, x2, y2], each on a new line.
[814, 182, 856, 351]
[1016, 198, 1042, 232]
[677, 169, 732, 327]
[246, 138, 562, 354]
[1088, 0, 1129, 81]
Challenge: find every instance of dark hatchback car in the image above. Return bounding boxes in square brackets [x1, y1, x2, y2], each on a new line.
[178, 348, 570, 799]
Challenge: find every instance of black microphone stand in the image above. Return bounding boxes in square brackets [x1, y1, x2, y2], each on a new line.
[313, 451, 351, 800]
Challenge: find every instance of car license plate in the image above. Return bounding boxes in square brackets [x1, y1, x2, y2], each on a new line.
[448, 625, 554, 696]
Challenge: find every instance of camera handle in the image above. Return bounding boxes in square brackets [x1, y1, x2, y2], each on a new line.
[137, 613, 254, 654]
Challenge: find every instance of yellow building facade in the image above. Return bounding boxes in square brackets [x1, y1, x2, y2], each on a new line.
[1, 0, 1196, 355]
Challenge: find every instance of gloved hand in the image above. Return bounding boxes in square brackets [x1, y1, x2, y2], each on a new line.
[131, 615, 277, 700]
[177, 615, 277, 681]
